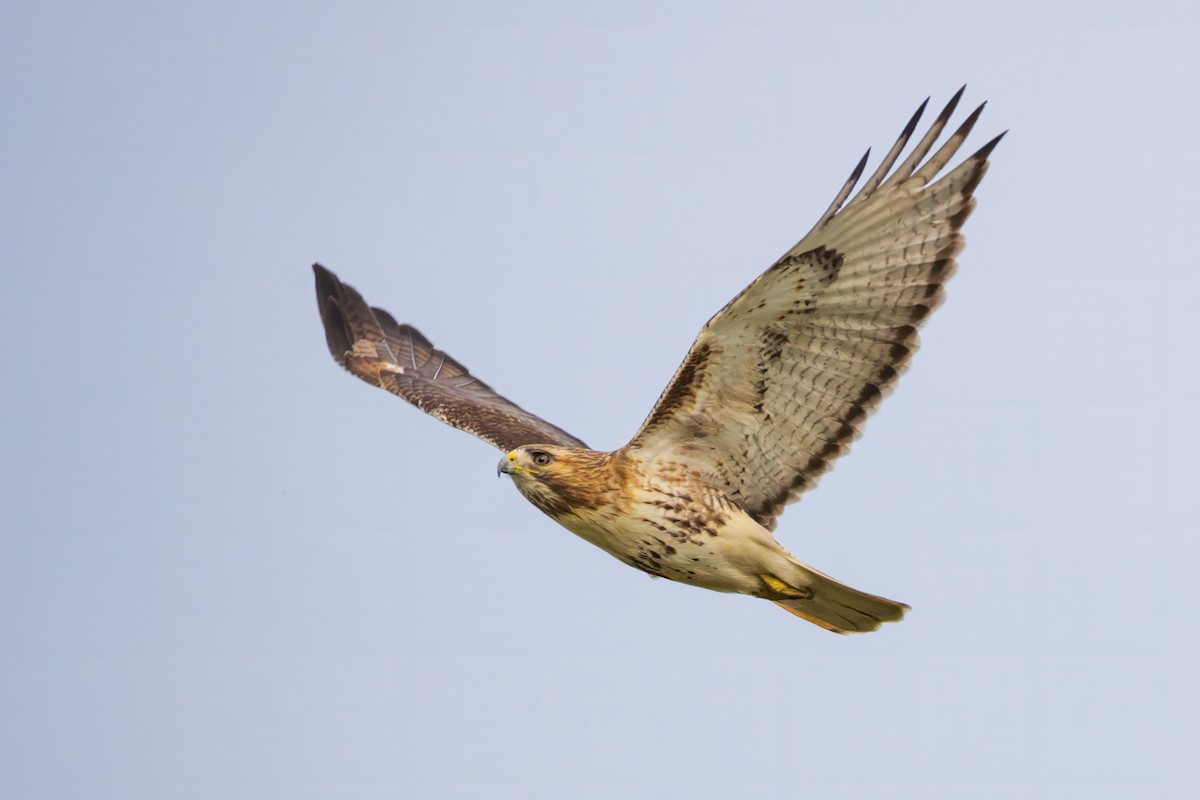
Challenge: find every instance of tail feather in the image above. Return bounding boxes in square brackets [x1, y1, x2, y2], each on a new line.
[762, 564, 908, 634]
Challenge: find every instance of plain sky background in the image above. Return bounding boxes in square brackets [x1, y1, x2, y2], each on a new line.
[3, 1, 1198, 797]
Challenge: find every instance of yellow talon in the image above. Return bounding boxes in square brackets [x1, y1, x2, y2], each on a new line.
[760, 574, 810, 599]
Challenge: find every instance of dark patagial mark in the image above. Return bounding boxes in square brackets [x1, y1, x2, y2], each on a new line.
[641, 342, 714, 432]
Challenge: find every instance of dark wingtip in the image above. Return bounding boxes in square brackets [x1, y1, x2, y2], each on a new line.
[957, 130, 1007, 199]
[974, 129, 1008, 162]
[312, 262, 338, 300]
[905, 96, 931, 137]
[945, 101, 988, 153]
[313, 264, 339, 311]
[312, 263, 352, 363]
[850, 147, 871, 181]
[932, 85, 966, 128]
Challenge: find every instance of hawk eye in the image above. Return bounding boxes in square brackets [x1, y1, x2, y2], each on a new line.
[531, 451, 553, 467]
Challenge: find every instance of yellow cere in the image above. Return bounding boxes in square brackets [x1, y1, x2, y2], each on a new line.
[505, 451, 534, 475]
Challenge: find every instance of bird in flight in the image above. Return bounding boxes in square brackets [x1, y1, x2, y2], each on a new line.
[314, 88, 1003, 633]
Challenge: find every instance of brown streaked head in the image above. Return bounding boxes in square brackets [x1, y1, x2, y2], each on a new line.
[498, 445, 626, 518]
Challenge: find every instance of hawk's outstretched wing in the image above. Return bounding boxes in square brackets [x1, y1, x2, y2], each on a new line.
[628, 88, 1003, 530]
[313, 264, 586, 452]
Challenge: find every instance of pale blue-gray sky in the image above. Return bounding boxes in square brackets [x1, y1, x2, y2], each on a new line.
[2, 1, 1198, 797]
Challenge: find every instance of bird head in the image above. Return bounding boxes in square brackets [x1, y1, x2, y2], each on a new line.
[497, 445, 617, 520]
[497, 445, 563, 480]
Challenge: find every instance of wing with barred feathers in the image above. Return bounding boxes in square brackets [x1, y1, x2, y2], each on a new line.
[313, 264, 587, 452]
[628, 88, 1003, 530]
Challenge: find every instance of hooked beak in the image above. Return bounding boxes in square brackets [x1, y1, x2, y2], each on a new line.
[497, 454, 516, 477]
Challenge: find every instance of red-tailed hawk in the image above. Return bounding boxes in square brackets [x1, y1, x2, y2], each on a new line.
[314, 88, 1003, 633]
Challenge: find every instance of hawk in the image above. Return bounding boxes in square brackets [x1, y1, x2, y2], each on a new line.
[314, 88, 1003, 633]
